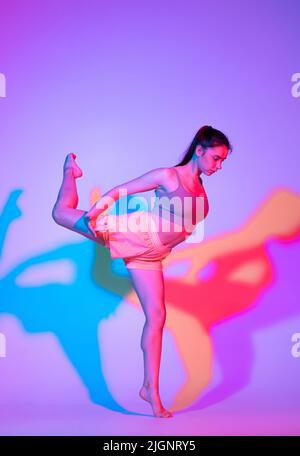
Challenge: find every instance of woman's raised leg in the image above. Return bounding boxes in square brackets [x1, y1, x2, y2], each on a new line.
[52, 153, 105, 245]
[127, 267, 173, 418]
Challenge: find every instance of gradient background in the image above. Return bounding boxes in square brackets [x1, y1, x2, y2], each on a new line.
[1, 0, 300, 435]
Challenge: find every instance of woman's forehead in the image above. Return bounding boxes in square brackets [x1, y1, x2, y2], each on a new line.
[208, 145, 228, 158]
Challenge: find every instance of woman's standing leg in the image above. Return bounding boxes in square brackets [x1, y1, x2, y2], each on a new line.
[127, 268, 173, 418]
[52, 153, 105, 245]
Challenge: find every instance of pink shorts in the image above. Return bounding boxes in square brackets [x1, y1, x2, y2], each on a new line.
[95, 211, 173, 271]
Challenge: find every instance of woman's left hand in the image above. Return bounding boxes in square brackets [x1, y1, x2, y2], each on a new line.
[84, 215, 98, 237]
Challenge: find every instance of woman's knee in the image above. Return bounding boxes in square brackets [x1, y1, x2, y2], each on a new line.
[52, 204, 63, 225]
[51, 204, 75, 229]
[145, 306, 166, 327]
[52, 204, 72, 227]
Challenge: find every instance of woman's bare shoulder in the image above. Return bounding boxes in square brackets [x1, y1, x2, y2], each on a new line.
[157, 167, 179, 192]
[161, 166, 178, 177]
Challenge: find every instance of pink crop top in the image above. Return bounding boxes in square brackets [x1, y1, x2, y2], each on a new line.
[151, 167, 209, 245]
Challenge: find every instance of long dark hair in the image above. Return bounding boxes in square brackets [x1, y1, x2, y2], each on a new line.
[175, 125, 233, 167]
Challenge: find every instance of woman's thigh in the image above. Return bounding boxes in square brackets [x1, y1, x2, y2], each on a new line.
[127, 268, 166, 321]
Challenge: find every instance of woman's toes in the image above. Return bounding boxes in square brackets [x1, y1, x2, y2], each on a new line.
[159, 409, 173, 418]
[64, 153, 83, 178]
[155, 409, 173, 418]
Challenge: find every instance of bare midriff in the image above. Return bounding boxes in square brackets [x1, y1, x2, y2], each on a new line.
[151, 211, 188, 247]
[150, 190, 209, 247]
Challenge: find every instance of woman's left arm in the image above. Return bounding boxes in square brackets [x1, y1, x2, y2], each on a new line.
[87, 167, 169, 218]
[84, 167, 170, 235]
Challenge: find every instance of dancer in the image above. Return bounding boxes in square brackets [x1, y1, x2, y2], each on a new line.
[52, 125, 232, 418]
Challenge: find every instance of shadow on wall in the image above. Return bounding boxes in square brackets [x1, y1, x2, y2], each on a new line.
[1, 186, 300, 415]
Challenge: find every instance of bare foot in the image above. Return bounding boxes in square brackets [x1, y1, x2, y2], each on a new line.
[63, 153, 83, 178]
[139, 385, 173, 418]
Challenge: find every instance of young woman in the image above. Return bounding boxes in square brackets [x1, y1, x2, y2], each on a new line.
[52, 125, 232, 418]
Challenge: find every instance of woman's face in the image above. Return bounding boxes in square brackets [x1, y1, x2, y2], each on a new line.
[196, 145, 229, 175]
